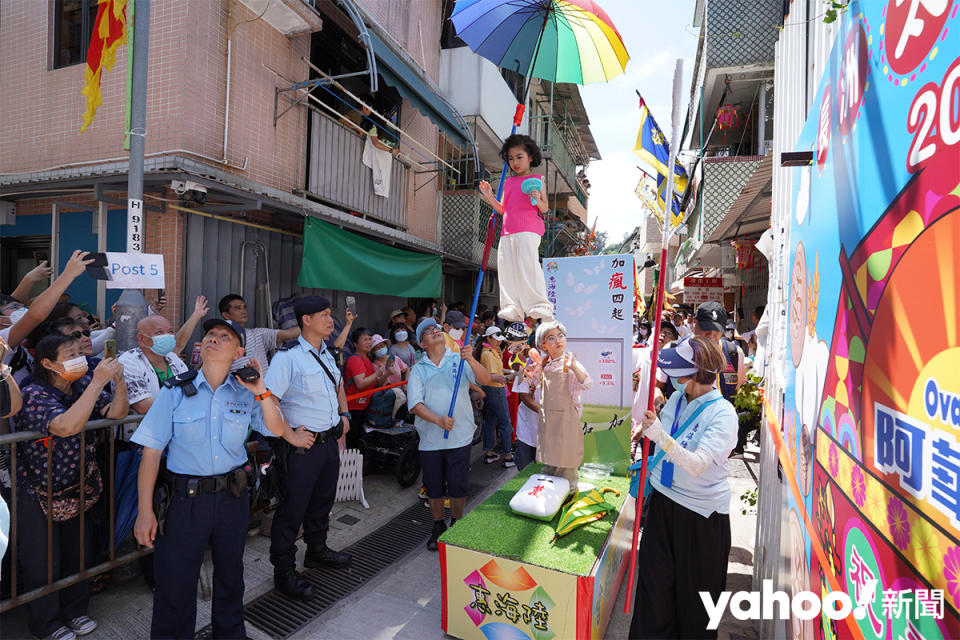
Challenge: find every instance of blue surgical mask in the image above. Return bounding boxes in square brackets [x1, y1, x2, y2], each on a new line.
[671, 376, 688, 393]
[148, 333, 176, 356]
[395, 331, 408, 342]
[374, 348, 388, 358]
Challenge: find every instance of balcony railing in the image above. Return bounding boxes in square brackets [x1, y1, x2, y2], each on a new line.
[306, 111, 409, 228]
[440, 191, 500, 265]
[530, 115, 579, 194]
[700, 155, 764, 242]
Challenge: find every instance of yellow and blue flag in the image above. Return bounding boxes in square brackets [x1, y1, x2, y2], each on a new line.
[633, 97, 688, 203]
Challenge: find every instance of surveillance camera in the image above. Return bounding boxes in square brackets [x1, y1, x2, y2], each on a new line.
[171, 180, 187, 196]
[191, 190, 207, 205]
[184, 181, 207, 195]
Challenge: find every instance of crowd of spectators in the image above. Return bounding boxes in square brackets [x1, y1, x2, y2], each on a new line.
[0, 252, 529, 638]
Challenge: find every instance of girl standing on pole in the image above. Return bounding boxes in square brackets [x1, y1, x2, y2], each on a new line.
[477, 134, 554, 324]
[629, 336, 738, 639]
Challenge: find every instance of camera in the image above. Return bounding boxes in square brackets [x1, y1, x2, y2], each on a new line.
[170, 180, 208, 204]
[233, 366, 260, 383]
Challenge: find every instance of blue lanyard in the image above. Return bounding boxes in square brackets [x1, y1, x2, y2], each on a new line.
[658, 396, 720, 488]
[660, 397, 687, 487]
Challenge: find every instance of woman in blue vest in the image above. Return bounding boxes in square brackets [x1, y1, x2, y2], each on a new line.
[629, 336, 738, 639]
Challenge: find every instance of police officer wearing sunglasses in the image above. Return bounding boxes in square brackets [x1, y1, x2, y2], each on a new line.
[131, 319, 312, 639]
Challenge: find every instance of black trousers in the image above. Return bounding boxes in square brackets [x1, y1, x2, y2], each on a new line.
[269, 436, 340, 570]
[629, 491, 731, 639]
[17, 491, 94, 638]
[151, 485, 249, 639]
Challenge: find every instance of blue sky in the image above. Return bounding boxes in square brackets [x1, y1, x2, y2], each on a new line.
[580, 0, 699, 243]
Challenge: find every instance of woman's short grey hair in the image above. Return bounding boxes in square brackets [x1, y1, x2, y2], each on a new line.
[535, 320, 567, 349]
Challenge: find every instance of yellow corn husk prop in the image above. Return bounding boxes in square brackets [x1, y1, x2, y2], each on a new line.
[551, 487, 620, 542]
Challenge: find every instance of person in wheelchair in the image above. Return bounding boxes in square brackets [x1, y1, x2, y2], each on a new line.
[365, 334, 409, 429]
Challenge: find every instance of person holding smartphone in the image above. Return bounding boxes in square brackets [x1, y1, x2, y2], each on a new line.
[218, 294, 302, 375]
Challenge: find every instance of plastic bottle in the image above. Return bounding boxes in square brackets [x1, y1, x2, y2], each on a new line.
[114, 289, 149, 354]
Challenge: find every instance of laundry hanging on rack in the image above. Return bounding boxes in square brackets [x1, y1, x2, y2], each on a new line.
[362, 126, 393, 197]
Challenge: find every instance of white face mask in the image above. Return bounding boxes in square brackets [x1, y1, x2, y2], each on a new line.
[639, 328, 649, 337]
[8, 307, 27, 325]
[448, 328, 464, 341]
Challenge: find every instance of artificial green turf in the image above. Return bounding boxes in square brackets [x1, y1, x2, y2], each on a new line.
[440, 464, 630, 576]
[580, 404, 627, 426]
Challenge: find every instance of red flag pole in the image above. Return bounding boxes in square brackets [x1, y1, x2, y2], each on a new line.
[624, 59, 685, 615]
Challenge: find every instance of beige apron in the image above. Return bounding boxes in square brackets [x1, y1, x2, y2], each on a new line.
[536, 365, 584, 469]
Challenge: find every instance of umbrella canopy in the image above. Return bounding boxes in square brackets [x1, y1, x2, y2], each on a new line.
[450, 0, 629, 85]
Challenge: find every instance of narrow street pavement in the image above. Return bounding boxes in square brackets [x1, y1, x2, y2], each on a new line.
[2, 438, 759, 639]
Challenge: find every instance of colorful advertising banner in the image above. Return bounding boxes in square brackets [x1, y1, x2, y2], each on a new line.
[779, 2, 960, 637]
[544, 254, 635, 408]
[441, 545, 580, 640]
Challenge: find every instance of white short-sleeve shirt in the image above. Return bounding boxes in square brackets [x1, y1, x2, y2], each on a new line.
[119, 347, 189, 407]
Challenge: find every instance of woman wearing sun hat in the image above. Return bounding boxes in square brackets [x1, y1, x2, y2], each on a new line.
[629, 335, 738, 639]
[475, 326, 513, 467]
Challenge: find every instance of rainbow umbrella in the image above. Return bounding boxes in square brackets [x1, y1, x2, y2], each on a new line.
[450, 0, 629, 85]
[442, 0, 629, 430]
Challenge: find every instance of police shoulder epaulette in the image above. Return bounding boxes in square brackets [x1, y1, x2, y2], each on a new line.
[163, 370, 199, 397]
[277, 338, 299, 351]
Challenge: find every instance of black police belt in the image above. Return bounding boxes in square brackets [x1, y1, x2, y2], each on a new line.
[169, 465, 249, 497]
[298, 423, 343, 444]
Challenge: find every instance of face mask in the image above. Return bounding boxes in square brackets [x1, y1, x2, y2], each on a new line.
[671, 376, 688, 393]
[448, 328, 464, 341]
[9, 307, 27, 325]
[395, 331, 408, 342]
[726, 330, 735, 339]
[148, 333, 176, 356]
[374, 348, 388, 358]
[57, 356, 88, 382]
[639, 328, 649, 337]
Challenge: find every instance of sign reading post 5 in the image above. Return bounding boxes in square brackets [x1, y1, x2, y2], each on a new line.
[102, 252, 165, 289]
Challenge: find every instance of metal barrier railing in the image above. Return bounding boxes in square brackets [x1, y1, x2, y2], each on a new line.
[0, 415, 152, 613]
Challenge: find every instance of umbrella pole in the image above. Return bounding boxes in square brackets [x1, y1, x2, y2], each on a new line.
[445, 11, 552, 429]
[624, 59, 684, 616]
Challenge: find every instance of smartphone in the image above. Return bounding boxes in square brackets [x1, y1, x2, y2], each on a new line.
[104, 339, 117, 360]
[346, 296, 357, 316]
[84, 252, 111, 281]
[386, 355, 395, 370]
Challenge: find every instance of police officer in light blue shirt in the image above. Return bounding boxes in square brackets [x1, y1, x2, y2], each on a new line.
[132, 318, 310, 639]
[407, 317, 493, 550]
[263, 295, 353, 600]
[629, 336, 738, 639]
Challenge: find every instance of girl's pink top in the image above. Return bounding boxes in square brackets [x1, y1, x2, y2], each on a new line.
[501, 174, 545, 236]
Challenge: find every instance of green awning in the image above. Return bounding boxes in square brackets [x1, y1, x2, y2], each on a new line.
[368, 32, 467, 147]
[297, 218, 441, 297]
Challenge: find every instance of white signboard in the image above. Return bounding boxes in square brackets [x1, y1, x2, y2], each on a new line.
[127, 198, 143, 253]
[565, 338, 626, 407]
[683, 276, 724, 304]
[544, 254, 634, 407]
[103, 252, 165, 289]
